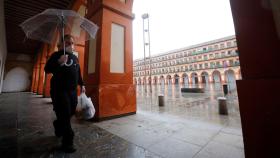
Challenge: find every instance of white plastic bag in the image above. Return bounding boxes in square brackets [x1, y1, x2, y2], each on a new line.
[76, 93, 95, 120]
[83, 97, 95, 119]
[79, 93, 88, 109]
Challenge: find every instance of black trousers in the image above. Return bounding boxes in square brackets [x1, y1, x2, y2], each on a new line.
[51, 89, 77, 146]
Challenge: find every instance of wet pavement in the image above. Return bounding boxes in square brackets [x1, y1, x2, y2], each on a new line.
[0, 93, 161, 158]
[95, 84, 244, 158]
[0, 83, 244, 158]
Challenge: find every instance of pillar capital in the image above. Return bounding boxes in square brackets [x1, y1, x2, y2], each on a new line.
[87, 0, 134, 20]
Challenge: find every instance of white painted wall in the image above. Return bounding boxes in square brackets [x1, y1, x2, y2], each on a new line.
[2, 67, 31, 92]
[2, 53, 33, 92]
[0, 0, 8, 94]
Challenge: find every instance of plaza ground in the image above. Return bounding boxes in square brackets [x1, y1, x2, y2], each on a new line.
[0, 83, 244, 158]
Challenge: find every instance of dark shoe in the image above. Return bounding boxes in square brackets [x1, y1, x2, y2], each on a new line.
[59, 145, 76, 153]
[53, 120, 62, 137]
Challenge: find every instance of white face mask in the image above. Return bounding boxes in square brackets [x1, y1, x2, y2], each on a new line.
[65, 45, 73, 52]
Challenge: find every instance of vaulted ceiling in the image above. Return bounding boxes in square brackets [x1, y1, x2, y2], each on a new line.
[4, 0, 73, 55]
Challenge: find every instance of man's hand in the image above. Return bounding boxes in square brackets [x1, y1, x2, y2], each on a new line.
[81, 86, 86, 93]
[58, 55, 68, 65]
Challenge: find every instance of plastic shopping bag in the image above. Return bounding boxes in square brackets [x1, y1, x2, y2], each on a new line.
[83, 97, 95, 119]
[76, 93, 95, 120]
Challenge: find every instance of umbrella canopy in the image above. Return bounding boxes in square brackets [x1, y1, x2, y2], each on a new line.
[20, 8, 99, 45]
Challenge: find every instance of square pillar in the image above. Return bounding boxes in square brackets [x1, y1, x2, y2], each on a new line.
[85, 0, 136, 121]
[37, 45, 48, 95]
[33, 53, 42, 93]
[230, 0, 280, 157]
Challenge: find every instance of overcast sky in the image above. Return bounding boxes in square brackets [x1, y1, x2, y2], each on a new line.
[132, 0, 235, 60]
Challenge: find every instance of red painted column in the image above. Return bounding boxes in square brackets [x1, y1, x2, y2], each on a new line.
[43, 47, 52, 98]
[37, 45, 48, 95]
[43, 74, 52, 97]
[33, 52, 41, 93]
[75, 44, 85, 95]
[43, 37, 58, 97]
[230, 0, 280, 157]
[85, 0, 136, 121]
[32, 54, 40, 93]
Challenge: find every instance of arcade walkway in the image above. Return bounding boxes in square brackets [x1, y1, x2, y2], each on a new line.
[0, 85, 244, 158]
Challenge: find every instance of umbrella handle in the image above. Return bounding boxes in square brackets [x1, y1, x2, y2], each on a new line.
[64, 59, 73, 66]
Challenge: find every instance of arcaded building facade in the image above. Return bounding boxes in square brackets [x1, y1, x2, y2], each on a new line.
[133, 35, 241, 85]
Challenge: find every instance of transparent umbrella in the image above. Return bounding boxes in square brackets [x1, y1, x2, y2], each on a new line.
[20, 8, 99, 65]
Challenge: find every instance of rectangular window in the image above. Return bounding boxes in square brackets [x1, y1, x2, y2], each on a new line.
[229, 60, 234, 66]
[214, 45, 219, 50]
[203, 55, 207, 60]
[216, 61, 220, 67]
[210, 62, 215, 68]
[215, 53, 219, 58]
[226, 41, 232, 47]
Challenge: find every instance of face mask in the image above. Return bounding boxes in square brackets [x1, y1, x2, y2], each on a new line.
[65, 45, 73, 52]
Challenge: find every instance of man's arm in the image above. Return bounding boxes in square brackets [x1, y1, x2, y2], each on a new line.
[78, 65, 86, 93]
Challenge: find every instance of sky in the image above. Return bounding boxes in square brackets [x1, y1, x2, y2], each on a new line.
[132, 0, 236, 60]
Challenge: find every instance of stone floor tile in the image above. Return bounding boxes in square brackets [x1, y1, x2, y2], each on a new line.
[194, 141, 245, 158]
[122, 125, 172, 148]
[149, 137, 201, 158]
[212, 132, 244, 149]
[171, 126, 218, 146]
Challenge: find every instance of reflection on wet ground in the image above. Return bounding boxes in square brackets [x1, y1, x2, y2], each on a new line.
[94, 83, 244, 158]
[0, 82, 244, 158]
[136, 83, 240, 124]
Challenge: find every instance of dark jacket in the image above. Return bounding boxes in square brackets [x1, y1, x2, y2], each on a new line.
[44, 50, 84, 91]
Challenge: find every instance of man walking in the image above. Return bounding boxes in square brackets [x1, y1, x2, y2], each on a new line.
[44, 34, 85, 153]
